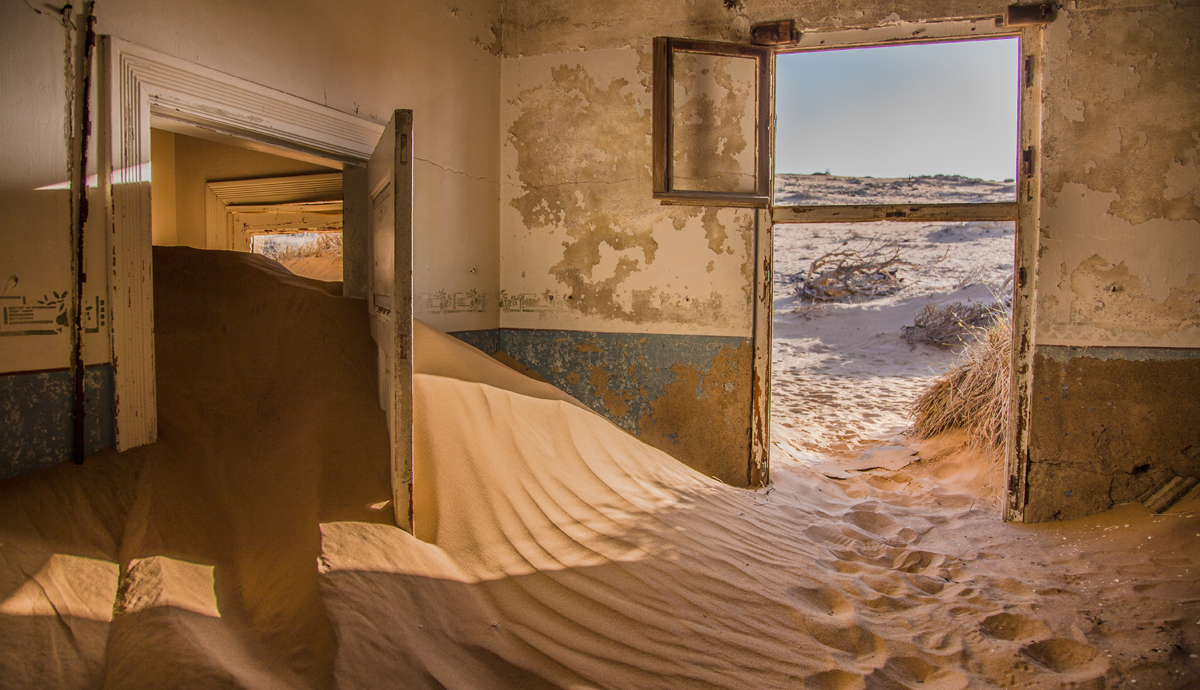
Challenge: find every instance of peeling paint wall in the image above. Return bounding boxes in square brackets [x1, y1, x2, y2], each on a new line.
[1036, 1, 1199, 348]
[500, 0, 1199, 502]
[499, 5, 765, 483]
[498, 330, 753, 485]
[497, 0, 1018, 484]
[1024, 0, 1200, 520]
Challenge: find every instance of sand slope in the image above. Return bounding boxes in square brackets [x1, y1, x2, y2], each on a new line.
[1, 247, 1197, 689]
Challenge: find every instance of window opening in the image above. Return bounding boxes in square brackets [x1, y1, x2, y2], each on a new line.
[249, 230, 344, 282]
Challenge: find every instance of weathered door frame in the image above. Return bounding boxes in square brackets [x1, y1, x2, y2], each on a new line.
[97, 37, 383, 450]
[752, 18, 1043, 520]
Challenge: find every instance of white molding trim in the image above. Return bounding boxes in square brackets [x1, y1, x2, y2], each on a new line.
[205, 173, 343, 249]
[98, 36, 383, 451]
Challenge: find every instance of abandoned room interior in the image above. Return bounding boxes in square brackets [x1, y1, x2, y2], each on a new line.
[1, 0, 1197, 688]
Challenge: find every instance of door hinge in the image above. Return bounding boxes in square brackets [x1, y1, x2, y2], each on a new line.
[751, 19, 799, 46]
[1006, 2, 1056, 26]
[1022, 148, 1034, 177]
[1024, 55, 1034, 88]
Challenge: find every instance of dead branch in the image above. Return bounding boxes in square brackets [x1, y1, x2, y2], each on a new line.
[794, 236, 914, 302]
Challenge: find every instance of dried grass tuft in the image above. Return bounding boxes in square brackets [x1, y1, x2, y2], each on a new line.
[902, 300, 1007, 349]
[908, 317, 1012, 456]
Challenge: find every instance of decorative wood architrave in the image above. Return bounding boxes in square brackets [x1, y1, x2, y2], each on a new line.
[653, 37, 772, 207]
[205, 173, 343, 250]
[98, 37, 383, 452]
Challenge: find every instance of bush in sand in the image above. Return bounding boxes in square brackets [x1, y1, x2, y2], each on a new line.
[908, 316, 1012, 456]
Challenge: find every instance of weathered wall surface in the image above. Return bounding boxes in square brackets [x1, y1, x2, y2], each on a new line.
[500, 0, 1198, 503]
[1027, 347, 1200, 522]
[497, 0, 1011, 484]
[1, 0, 502, 477]
[499, 4, 766, 484]
[1024, 0, 1200, 520]
[1036, 1, 1200, 349]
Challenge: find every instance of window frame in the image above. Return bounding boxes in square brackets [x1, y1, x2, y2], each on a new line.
[770, 31, 1024, 224]
[652, 37, 773, 208]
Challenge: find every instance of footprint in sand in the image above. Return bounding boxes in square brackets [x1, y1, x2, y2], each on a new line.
[805, 618, 887, 661]
[787, 583, 855, 619]
[865, 655, 968, 690]
[980, 612, 1052, 642]
[1020, 638, 1103, 673]
[804, 668, 867, 690]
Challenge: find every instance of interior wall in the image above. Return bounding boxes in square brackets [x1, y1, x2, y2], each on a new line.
[1, 0, 502, 478]
[498, 0, 1199, 506]
[1024, 0, 1200, 521]
[496, 0, 1022, 486]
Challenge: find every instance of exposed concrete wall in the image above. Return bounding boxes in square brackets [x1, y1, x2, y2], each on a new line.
[1027, 347, 1200, 522]
[1023, 0, 1200, 520]
[1, 0, 502, 475]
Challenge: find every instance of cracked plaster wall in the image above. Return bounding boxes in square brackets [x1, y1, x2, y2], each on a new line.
[497, 0, 1017, 483]
[1036, 0, 1200, 348]
[1023, 1, 1200, 521]
[500, 0, 1199, 500]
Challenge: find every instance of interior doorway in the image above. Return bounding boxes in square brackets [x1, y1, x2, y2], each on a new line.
[769, 37, 1021, 488]
[149, 129, 345, 282]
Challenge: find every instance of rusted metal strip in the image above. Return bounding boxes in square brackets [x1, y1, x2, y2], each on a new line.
[71, 2, 98, 465]
[1006, 2, 1056, 27]
[751, 20, 799, 46]
[772, 202, 1017, 224]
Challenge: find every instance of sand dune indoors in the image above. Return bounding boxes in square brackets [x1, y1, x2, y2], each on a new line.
[0, 248, 1196, 689]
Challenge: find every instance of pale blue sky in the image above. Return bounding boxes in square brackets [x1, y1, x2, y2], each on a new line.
[774, 38, 1020, 181]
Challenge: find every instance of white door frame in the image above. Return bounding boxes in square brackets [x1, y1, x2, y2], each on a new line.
[97, 37, 383, 451]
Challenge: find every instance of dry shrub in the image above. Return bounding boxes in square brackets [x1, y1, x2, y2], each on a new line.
[795, 237, 913, 302]
[908, 317, 1011, 455]
[902, 300, 1007, 349]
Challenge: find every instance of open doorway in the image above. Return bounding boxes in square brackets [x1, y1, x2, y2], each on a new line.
[149, 129, 344, 282]
[770, 37, 1020, 484]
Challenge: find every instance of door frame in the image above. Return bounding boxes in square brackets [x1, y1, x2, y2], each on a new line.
[752, 18, 1043, 520]
[98, 37, 384, 451]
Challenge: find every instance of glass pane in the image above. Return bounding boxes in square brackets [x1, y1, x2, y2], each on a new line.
[774, 38, 1019, 206]
[671, 51, 758, 193]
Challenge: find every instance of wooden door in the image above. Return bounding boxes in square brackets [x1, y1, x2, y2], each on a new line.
[367, 110, 414, 532]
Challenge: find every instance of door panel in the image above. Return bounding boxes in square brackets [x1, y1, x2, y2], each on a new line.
[367, 110, 414, 532]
